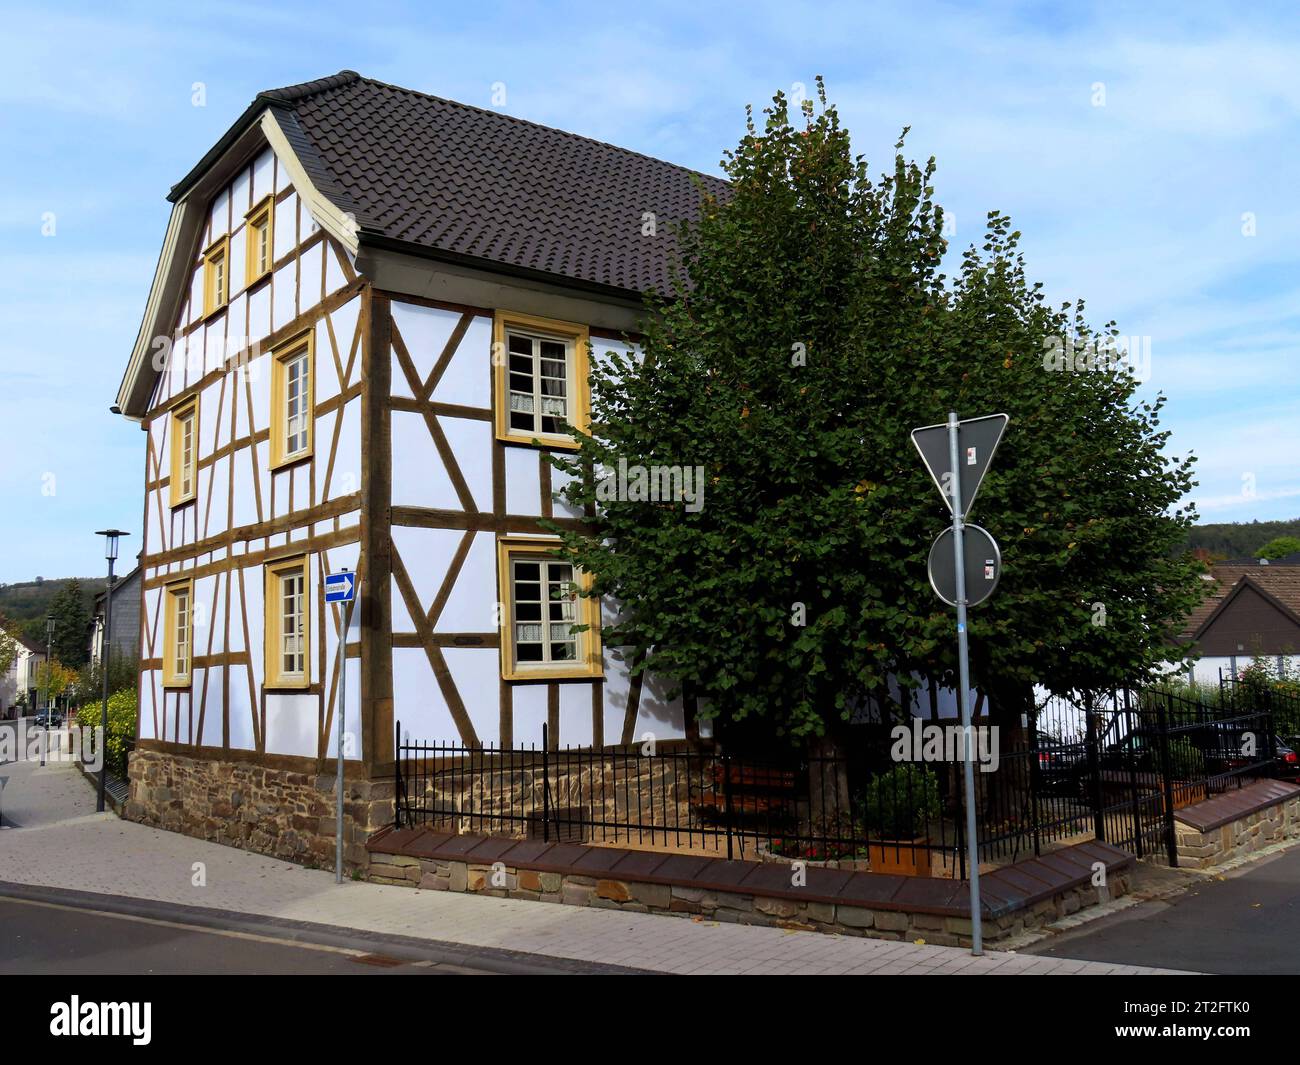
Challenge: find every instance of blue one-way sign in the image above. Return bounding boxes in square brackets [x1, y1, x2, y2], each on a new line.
[324, 571, 355, 603]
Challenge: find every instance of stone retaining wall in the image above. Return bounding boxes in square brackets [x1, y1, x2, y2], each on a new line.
[1175, 793, 1300, 868]
[367, 849, 1131, 949]
[406, 752, 710, 839]
[125, 747, 392, 872]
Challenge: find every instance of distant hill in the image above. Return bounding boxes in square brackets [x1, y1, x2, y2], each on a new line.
[1187, 518, 1300, 560]
[0, 577, 106, 644]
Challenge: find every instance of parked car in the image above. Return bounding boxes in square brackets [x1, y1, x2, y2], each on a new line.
[33, 711, 64, 728]
[1034, 731, 1088, 797]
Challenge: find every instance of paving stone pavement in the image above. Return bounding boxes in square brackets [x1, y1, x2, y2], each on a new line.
[0, 757, 1188, 975]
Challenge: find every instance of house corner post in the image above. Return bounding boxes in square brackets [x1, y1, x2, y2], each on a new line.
[360, 287, 393, 780]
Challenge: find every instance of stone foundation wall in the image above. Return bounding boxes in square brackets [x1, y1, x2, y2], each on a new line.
[408, 753, 710, 839]
[1175, 795, 1300, 868]
[367, 850, 1131, 948]
[126, 748, 392, 872]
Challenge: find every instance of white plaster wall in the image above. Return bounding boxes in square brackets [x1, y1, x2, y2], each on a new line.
[433, 532, 496, 634]
[511, 684, 549, 748]
[504, 446, 542, 515]
[392, 646, 455, 742]
[432, 315, 491, 408]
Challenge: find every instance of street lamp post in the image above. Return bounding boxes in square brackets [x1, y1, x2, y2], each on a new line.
[42, 614, 54, 767]
[95, 529, 129, 813]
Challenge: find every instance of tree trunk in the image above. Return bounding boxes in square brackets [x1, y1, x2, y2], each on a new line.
[807, 731, 851, 833]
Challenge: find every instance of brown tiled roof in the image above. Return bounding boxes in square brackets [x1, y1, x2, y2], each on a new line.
[1180, 564, 1300, 638]
[248, 71, 729, 297]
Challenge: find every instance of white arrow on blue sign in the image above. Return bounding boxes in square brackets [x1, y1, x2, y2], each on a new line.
[324, 571, 355, 603]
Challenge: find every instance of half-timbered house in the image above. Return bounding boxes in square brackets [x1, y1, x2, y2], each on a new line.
[115, 72, 723, 863]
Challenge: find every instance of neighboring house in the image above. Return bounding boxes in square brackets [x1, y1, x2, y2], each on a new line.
[113, 72, 720, 856]
[88, 563, 143, 669]
[1, 634, 46, 719]
[1178, 560, 1300, 684]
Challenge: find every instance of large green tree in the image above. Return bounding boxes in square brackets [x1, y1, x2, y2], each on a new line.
[46, 578, 90, 670]
[549, 81, 1205, 749]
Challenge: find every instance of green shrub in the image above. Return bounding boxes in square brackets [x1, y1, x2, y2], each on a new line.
[1163, 736, 1205, 780]
[857, 764, 941, 840]
[77, 688, 137, 779]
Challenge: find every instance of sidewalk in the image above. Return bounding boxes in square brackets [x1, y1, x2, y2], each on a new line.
[0, 758, 1186, 975]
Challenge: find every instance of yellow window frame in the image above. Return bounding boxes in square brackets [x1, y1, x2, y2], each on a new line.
[269, 329, 315, 469]
[244, 195, 275, 284]
[168, 396, 199, 508]
[202, 235, 229, 316]
[264, 554, 311, 690]
[492, 310, 590, 451]
[496, 537, 602, 681]
[162, 578, 194, 688]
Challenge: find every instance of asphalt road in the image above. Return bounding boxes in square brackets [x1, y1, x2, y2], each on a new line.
[1029, 845, 1300, 974]
[0, 898, 499, 974]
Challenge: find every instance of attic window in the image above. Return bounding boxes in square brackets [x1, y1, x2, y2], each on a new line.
[203, 236, 229, 316]
[245, 196, 274, 283]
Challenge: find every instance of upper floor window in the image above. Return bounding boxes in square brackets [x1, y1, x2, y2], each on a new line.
[162, 579, 193, 688]
[492, 311, 589, 450]
[270, 331, 314, 468]
[264, 555, 309, 689]
[169, 397, 198, 507]
[203, 236, 229, 316]
[245, 196, 274, 284]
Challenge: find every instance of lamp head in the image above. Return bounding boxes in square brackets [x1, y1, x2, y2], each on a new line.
[95, 528, 130, 563]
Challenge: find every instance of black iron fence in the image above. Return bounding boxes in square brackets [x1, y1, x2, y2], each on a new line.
[393, 686, 1291, 876]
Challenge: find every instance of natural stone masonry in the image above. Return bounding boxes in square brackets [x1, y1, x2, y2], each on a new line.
[126, 748, 393, 871]
[405, 750, 707, 840]
[1173, 779, 1300, 869]
[366, 828, 1133, 949]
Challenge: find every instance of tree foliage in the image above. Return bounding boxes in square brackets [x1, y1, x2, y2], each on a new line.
[0, 618, 17, 680]
[46, 578, 90, 670]
[1255, 536, 1300, 561]
[550, 80, 1205, 746]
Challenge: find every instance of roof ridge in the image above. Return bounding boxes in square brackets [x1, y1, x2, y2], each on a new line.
[258, 70, 361, 105]
[345, 73, 729, 190]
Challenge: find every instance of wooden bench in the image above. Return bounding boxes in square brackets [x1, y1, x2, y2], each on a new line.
[693, 763, 800, 817]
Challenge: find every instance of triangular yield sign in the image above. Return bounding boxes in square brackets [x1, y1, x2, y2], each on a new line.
[910, 413, 1009, 520]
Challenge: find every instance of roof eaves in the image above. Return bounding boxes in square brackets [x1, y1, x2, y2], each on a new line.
[357, 230, 660, 306]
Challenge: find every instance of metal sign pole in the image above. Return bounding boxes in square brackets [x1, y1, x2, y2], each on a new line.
[947, 411, 983, 955]
[335, 590, 352, 885]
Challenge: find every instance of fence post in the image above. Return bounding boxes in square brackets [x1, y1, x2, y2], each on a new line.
[1027, 715, 1041, 858]
[1084, 692, 1105, 842]
[1157, 692, 1179, 867]
[1124, 690, 1142, 858]
[1263, 687, 1277, 780]
[542, 722, 551, 844]
[722, 749, 734, 861]
[955, 788, 966, 881]
[393, 718, 402, 829]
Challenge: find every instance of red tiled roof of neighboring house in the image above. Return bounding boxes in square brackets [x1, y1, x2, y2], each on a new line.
[1180, 564, 1300, 639]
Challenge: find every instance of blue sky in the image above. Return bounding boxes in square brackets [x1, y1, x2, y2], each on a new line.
[1, 0, 1297, 583]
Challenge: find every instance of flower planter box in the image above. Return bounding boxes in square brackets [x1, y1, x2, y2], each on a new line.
[866, 838, 932, 878]
[755, 838, 933, 877]
[1150, 777, 1207, 811]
